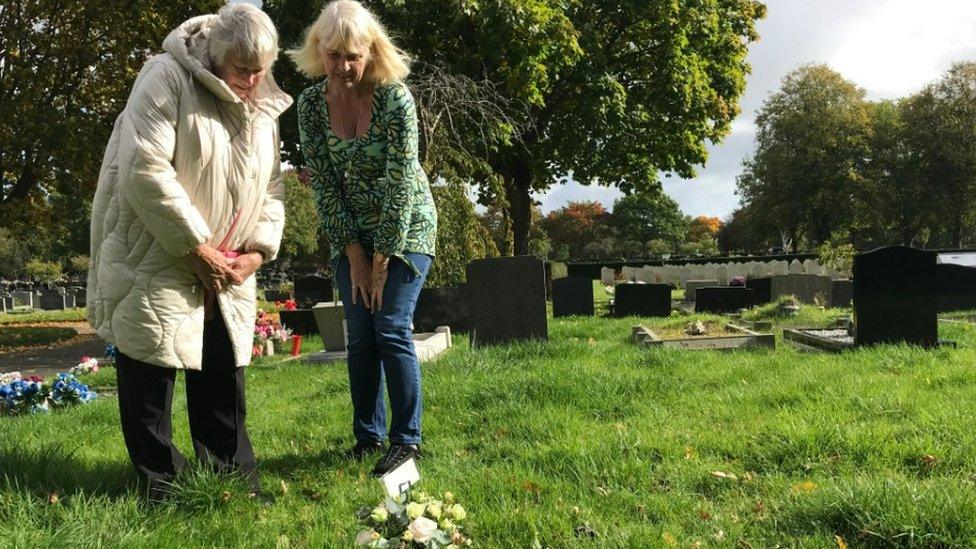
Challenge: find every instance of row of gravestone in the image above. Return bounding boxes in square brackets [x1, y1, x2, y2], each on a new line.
[277, 257, 549, 349]
[605, 259, 847, 287]
[1, 287, 87, 313]
[683, 275, 853, 310]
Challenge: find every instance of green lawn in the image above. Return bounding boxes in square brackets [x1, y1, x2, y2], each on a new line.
[0, 308, 87, 325]
[4, 286, 976, 546]
[0, 326, 78, 350]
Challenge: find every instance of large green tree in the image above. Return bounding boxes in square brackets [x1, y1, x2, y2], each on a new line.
[0, 0, 223, 258]
[610, 191, 686, 250]
[856, 100, 934, 247]
[736, 64, 871, 251]
[273, 0, 765, 255]
[899, 62, 976, 248]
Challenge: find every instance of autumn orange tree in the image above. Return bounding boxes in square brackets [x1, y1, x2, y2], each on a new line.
[541, 201, 612, 260]
[687, 216, 724, 243]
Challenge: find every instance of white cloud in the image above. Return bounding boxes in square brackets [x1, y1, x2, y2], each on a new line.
[827, 0, 976, 99]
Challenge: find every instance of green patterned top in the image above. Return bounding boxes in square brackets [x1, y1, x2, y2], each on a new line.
[297, 79, 437, 274]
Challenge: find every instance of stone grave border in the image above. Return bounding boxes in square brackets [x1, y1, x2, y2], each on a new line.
[631, 323, 774, 350]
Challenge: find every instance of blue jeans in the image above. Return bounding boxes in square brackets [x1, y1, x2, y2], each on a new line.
[335, 253, 431, 445]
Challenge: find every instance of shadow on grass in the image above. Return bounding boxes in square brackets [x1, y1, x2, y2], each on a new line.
[0, 443, 133, 498]
[257, 435, 352, 476]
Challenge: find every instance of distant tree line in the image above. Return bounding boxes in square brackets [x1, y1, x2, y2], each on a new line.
[725, 62, 976, 254]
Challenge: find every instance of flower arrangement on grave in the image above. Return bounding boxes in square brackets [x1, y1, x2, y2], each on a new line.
[253, 310, 292, 356]
[729, 276, 746, 287]
[71, 355, 100, 376]
[0, 372, 97, 415]
[275, 299, 298, 311]
[355, 489, 472, 548]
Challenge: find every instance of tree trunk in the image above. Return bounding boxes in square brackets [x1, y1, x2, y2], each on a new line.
[504, 175, 532, 256]
[953, 212, 963, 248]
[495, 151, 534, 257]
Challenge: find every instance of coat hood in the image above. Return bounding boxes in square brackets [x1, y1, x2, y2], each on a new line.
[162, 14, 292, 118]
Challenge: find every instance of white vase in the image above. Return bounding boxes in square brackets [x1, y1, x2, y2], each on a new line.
[264, 340, 275, 356]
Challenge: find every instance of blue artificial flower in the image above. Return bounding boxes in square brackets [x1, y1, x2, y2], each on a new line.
[0, 385, 11, 398]
[105, 344, 118, 360]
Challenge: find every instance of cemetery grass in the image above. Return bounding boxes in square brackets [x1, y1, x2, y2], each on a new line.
[0, 326, 78, 351]
[6, 306, 976, 545]
[0, 308, 87, 325]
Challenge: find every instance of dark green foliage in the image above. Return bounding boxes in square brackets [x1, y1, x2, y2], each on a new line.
[425, 179, 498, 288]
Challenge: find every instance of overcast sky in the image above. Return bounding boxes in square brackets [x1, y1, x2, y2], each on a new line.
[538, 0, 976, 218]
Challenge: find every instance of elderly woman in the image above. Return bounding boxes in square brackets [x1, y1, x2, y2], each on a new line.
[290, 0, 437, 476]
[88, 4, 291, 500]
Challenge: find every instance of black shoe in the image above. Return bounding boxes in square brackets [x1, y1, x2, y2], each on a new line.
[372, 443, 420, 477]
[350, 440, 385, 460]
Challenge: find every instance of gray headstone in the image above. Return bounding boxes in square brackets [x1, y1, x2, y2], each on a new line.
[12, 291, 32, 308]
[770, 274, 832, 305]
[312, 301, 346, 351]
[466, 256, 548, 347]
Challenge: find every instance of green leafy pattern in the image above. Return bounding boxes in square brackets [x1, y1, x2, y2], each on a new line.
[297, 79, 437, 273]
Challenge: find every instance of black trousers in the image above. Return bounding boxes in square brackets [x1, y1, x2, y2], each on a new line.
[115, 309, 258, 491]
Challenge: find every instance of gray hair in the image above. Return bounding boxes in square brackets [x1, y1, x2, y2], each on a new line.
[208, 3, 279, 68]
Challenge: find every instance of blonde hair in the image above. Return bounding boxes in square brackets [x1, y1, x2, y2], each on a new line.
[287, 0, 410, 85]
[208, 3, 279, 68]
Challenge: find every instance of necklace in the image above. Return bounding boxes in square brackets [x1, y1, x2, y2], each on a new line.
[331, 88, 367, 139]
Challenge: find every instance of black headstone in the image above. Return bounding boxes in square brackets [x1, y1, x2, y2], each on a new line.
[294, 275, 333, 309]
[264, 290, 292, 303]
[936, 264, 976, 313]
[695, 287, 758, 314]
[830, 279, 853, 308]
[854, 246, 937, 347]
[551, 276, 595, 318]
[613, 283, 671, 317]
[278, 309, 318, 336]
[746, 277, 772, 304]
[414, 286, 469, 333]
[466, 256, 548, 347]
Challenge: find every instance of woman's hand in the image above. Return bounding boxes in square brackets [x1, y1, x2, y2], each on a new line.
[186, 244, 243, 292]
[370, 253, 390, 312]
[230, 252, 264, 283]
[346, 242, 372, 308]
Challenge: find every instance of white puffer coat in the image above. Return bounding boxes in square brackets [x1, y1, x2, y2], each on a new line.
[88, 15, 293, 370]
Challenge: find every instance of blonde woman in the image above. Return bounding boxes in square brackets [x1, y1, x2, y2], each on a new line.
[290, 0, 437, 476]
[88, 4, 291, 501]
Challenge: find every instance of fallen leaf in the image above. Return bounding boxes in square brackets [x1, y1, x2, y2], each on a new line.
[587, 337, 596, 346]
[221, 490, 231, 502]
[698, 509, 712, 521]
[523, 481, 541, 493]
[595, 486, 609, 496]
[921, 454, 938, 468]
[47, 492, 59, 505]
[280, 480, 289, 494]
[711, 471, 738, 481]
[754, 499, 765, 517]
[662, 532, 677, 546]
[835, 535, 848, 549]
[685, 446, 695, 460]
[791, 480, 817, 494]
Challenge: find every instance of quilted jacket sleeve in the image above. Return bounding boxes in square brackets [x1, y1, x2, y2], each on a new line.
[243, 122, 286, 261]
[116, 59, 213, 257]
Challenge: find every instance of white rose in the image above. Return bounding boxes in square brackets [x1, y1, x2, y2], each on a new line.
[408, 517, 438, 544]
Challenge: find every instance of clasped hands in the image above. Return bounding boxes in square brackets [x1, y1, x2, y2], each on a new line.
[347, 242, 389, 311]
[186, 243, 263, 293]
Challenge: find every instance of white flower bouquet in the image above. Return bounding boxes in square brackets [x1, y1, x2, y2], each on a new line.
[355, 489, 472, 548]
